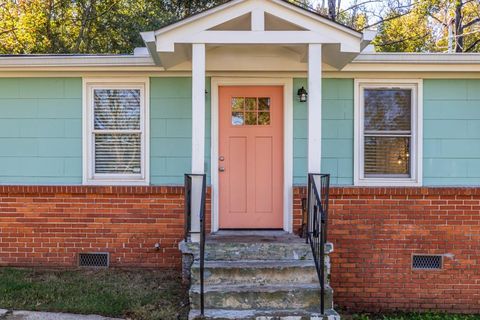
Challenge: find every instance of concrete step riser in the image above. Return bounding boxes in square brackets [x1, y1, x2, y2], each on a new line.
[190, 287, 333, 311]
[191, 265, 319, 285]
[188, 308, 340, 320]
[200, 244, 313, 261]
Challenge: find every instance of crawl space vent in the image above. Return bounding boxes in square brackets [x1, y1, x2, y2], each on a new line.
[412, 255, 442, 270]
[78, 253, 109, 268]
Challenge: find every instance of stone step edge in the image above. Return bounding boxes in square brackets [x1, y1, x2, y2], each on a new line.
[192, 260, 316, 268]
[182, 241, 312, 250]
[188, 308, 340, 320]
[190, 283, 332, 293]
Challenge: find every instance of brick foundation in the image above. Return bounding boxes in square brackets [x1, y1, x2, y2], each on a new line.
[294, 186, 480, 313]
[1, 185, 479, 312]
[0, 185, 210, 268]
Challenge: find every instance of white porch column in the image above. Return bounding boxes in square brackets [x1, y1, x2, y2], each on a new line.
[308, 44, 322, 174]
[190, 43, 206, 242]
[192, 43, 206, 174]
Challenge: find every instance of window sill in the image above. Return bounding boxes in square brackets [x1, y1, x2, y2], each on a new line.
[83, 179, 150, 186]
[355, 178, 421, 187]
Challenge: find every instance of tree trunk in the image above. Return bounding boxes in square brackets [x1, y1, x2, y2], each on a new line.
[45, 0, 55, 52]
[328, 0, 336, 20]
[454, 0, 463, 52]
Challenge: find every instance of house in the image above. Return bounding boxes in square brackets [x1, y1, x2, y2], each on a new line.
[0, 0, 480, 318]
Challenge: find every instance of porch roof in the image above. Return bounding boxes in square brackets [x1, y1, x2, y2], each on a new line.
[140, 0, 375, 70]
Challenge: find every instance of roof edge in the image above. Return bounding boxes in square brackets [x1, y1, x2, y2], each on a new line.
[0, 54, 156, 67]
[354, 52, 480, 64]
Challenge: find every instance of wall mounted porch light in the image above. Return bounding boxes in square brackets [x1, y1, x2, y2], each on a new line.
[297, 86, 308, 102]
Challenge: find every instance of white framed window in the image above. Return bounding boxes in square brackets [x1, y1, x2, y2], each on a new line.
[83, 78, 149, 185]
[354, 79, 423, 186]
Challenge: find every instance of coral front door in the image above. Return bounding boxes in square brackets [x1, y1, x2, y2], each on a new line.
[219, 86, 284, 229]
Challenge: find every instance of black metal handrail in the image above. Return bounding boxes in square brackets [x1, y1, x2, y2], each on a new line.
[306, 173, 330, 315]
[184, 173, 207, 316]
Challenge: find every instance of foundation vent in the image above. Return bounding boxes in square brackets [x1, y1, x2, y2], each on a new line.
[412, 254, 442, 270]
[78, 253, 109, 268]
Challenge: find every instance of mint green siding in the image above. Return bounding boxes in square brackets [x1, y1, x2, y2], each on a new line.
[423, 79, 480, 186]
[0, 78, 82, 184]
[293, 78, 354, 185]
[150, 77, 211, 185]
[1, 76, 479, 187]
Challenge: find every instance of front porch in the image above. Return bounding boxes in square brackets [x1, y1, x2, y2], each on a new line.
[146, 3, 366, 317]
[140, 0, 372, 235]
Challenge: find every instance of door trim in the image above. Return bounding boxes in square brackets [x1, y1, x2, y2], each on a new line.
[211, 77, 293, 233]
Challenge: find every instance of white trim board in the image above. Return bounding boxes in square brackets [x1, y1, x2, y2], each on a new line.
[82, 77, 150, 186]
[353, 78, 423, 187]
[211, 77, 294, 233]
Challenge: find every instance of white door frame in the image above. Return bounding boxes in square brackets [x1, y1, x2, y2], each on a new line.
[211, 77, 294, 233]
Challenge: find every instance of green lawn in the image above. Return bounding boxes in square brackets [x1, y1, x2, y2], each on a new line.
[2, 268, 478, 320]
[0, 268, 188, 320]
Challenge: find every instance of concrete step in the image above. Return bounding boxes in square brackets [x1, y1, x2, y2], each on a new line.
[188, 308, 340, 320]
[191, 260, 318, 285]
[182, 241, 313, 261]
[190, 284, 333, 311]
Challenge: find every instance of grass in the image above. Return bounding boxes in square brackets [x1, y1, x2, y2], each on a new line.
[2, 269, 478, 320]
[346, 313, 480, 320]
[0, 267, 188, 320]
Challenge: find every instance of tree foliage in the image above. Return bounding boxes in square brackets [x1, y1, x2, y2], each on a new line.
[0, 0, 478, 54]
[372, 4, 435, 52]
[0, 0, 226, 54]
[315, 0, 480, 52]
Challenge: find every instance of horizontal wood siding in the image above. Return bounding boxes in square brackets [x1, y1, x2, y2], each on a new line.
[0, 78, 82, 184]
[150, 77, 211, 185]
[293, 78, 354, 185]
[423, 79, 480, 186]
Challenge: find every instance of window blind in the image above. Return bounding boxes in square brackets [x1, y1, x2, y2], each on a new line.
[363, 89, 412, 177]
[93, 89, 142, 175]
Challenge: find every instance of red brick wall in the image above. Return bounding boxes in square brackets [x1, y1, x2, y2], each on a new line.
[0, 185, 210, 268]
[2, 184, 479, 312]
[294, 186, 480, 313]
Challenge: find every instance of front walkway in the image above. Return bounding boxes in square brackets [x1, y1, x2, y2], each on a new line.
[0, 310, 121, 320]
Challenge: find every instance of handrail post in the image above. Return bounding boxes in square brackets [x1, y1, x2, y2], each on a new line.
[184, 173, 207, 317]
[306, 173, 330, 315]
[199, 174, 206, 316]
[184, 174, 191, 242]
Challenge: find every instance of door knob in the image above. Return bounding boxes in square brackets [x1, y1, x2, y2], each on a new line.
[219, 167, 225, 172]
[219, 156, 225, 161]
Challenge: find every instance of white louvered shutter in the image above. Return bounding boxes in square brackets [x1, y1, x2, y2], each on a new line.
[93, 89, 142, 175]
[363, 88, 412, 177]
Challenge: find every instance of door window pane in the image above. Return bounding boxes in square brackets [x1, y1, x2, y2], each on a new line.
[232, 98, 244, 112]
[232, 112, 244, 126]
[258, 112, 271, 125]
[258, 98, 270, 111]
[231, 97, 271, 126]
[245, 98, 257, 111]
[245, 112, 257, 125]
